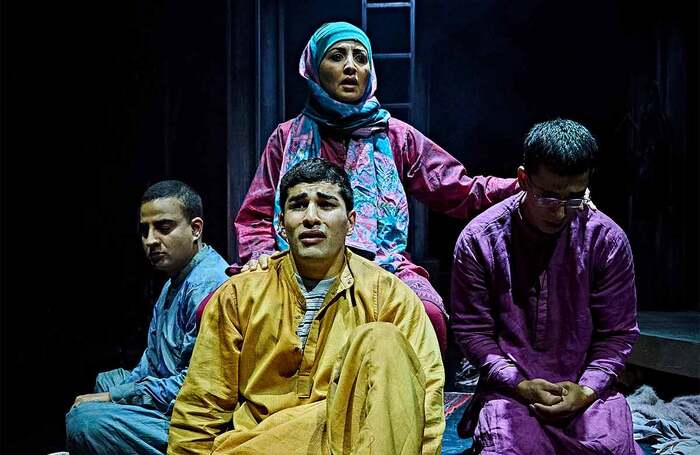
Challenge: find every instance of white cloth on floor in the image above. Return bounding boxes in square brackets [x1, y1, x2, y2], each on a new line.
[627, 385, 700, 454]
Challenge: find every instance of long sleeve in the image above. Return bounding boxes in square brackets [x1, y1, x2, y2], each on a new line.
[400, 126, 520, 220]
[168, 282, 243, 454]
[119, 335, 152, 384]
[108, 305, 156, 404]
[234, 127, 285, 264]
[378, 279, 445, 455]
[450, 236, 526, 390]
[109, 285, 211, 414]
[578, 230, 639, 396]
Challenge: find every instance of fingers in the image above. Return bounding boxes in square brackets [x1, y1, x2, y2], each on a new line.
[532, 384, 564, 403]
[556, 381, 575, 395]
[529, 379, 566, 405]
[530, 403, 544, 416]
[241, 255, 270, 273]
[535, 391, 564, 406]
[241, 259, 258, 272]
[70, 397, 83, 411]
[531, 403, 554, 420]
[531, 401, 570, 420]
[538, 380, 566, 395]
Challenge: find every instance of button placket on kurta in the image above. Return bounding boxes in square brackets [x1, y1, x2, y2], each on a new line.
[295, 272, 354, 399]
[534, 271, 549, 351]
[295, 294, 314, 398]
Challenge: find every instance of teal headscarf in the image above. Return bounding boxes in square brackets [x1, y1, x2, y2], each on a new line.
[301, 21, 386, 132]
[308, 22, 373, 70]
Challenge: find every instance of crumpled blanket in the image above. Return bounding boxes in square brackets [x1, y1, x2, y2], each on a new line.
[627, 385, 700, 455]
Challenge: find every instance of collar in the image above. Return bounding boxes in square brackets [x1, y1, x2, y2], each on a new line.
[279, 248, 356, 301]
[171, 244, 208, 287]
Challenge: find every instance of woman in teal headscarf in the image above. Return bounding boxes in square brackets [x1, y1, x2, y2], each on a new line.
[234, 22, 520, 353]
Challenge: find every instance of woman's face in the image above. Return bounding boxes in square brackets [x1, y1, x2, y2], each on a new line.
[318, 40, 370, 103]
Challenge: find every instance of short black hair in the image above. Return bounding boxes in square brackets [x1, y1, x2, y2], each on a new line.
[141, 180, 203, 221]
[523, 118, 597, 176]
[279, 158, 354, 212]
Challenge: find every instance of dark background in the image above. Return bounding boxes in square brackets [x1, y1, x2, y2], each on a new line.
[3, 0, 698, 452]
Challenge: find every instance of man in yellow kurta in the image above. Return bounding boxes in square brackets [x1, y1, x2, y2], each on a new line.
[168, 158, 445, 454]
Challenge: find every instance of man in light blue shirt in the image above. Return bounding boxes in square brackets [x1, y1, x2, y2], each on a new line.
[66, 180, 229, 454]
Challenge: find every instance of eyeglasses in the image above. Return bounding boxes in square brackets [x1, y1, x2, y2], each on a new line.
[527, 177, 590, 212]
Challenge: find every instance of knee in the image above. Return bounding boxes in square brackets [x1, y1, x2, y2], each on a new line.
[350, 322, 424, 375]
[352, 322, 403, 345]
[477, 398, 530, 435]
[351, 322, 415, 357]
[334, 323, 428, 393]
[66, 402, 115, 444]
[423, 301, 445, 323]
[423, 301, 447, 353]
[474, 398, 549, 454]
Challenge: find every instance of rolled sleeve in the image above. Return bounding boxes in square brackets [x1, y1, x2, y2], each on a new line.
[109, 382, 138, 404]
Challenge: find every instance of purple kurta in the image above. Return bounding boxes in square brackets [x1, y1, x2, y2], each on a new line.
[450, 194, 641, 454]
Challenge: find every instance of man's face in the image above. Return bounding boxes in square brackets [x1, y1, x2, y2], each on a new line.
[318, 40, 370, 104]
[139, 197, 201, 277]
[518, 165, 590, 234]
[280, 181, 355, 266]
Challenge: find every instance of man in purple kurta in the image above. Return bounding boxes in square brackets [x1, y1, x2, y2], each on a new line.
[450, 118, 642, 454]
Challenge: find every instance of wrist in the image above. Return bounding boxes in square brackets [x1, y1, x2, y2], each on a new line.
[515, 380, 531, 400]
[579, 385, 597, 403]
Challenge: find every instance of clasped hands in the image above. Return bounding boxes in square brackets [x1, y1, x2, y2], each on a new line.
[515, 379, 597, 422]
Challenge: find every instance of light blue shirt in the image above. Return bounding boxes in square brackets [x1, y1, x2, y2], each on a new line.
[109, 244, 228, 413]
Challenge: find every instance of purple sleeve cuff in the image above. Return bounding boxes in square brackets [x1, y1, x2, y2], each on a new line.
[482, 354, 527, 390]
[578, 369, 612, 397]
[494, 365, 527, 390]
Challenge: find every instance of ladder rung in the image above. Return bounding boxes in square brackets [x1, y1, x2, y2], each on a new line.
[374, 53, 411, 60]
[367, 2, 412, 9]
[383, 102, 412, 109]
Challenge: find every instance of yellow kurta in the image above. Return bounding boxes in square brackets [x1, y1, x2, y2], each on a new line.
[168, 249, 445, 454]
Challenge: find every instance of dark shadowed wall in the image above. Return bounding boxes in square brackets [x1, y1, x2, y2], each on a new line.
[5, 2, 230, 451]
[420, 0, 698, 313]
